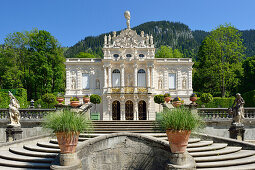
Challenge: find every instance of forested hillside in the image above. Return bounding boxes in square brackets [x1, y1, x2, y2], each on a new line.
[64, 21, 255, 59]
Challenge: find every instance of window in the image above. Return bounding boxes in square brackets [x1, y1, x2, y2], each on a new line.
[112, 69, 120, 87]
[139, 54, 144, 58]
[168, 73, 176, 89]
[82, 73, 89, 89]
[138, 69, 146, 87]
[126, 54, 132, 58]
[113, 54, 119, 58]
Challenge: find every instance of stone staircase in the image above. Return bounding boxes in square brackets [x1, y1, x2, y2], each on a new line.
[0, 121, 255, 169]
[91, 120, 160, 133]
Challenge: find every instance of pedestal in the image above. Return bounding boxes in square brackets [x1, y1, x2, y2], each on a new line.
[6, 126, 23, 142]
[50, 152, 82, 170]
[229, 123, 245, 141]
[165, 152, 196, 170]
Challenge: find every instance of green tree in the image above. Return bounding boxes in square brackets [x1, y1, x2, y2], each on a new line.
[0, 29, 65, 100]
[155, 46, 183, 58]
[75, 52, 95, 58]
[241, 56, 255, 93]
[90, 94, 101, 111]
[42, 93, 56, 108]
[194, 24, 245, 97]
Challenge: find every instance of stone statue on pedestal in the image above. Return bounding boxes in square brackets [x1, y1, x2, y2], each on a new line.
[231, 93, 245, 125]
[124, 11, 131, 29]
[8, 91, 21, 127]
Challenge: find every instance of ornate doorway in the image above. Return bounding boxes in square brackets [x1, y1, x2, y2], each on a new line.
[138, 100, 146, 120]
[125, 100, 134, 120]
[112, 100, 120, 120]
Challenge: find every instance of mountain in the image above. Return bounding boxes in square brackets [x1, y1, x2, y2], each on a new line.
[64, 21, 255, 59]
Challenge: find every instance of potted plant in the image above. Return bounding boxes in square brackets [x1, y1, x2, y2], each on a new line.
[56, 93, 65, 105]
[200, 93, 213, 107]
[164, 93, 171, 103]
[43, 110, 93, 153]
[70, 97, 80, 107]
[90, 94, 102, 120]
[190, 93, 197, 102]
[83, 95, 90, 104]
[157, 108, 203, 153]
[173, 97, 182, 107]
[154, 95, 165, 112]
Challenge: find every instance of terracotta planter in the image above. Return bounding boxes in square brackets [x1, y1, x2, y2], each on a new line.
[164, 97, 171, 103]
[70, 101, 80, 107]
[173, 101, 182, 107]
[166, 130, 191, 153]
[83, 97, 90, 104]
[190, 97, 197, 102]
[56, 97, 64, 104]
[56, 132, 80, 153]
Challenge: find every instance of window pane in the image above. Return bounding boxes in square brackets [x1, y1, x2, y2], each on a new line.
[112, 73, 120, 87]
[168, 73, 176, 89]
[82, 74, 89, 89]
[138, 70, 146, 87]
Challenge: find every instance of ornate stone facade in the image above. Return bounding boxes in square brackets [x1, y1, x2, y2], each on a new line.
[65, 11, 193, 120]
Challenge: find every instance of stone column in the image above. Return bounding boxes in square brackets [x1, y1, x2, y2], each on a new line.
[151, 65, 155, 92]
[147, 67, 151, 88]
[164, 70, 168, 93]
[121, 64, 125, 93]
[134, 64, 138, 93]
[108, 66, 112, 93]
[134, 95, 138, 120]
[147, 98, 150, 120]
[103, 66, 107, 88]
[177, 69, 182, 90]
[120, 96, 125, 120]
[77, 69, 82, 95]
[66, 70, 71, 90]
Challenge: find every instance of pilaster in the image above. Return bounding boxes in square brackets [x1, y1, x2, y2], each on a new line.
[121, 64, 125, 93]
[134, 64, 138, 93]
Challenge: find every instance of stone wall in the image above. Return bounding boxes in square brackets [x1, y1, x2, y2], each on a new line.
[76, 133, 171, 170]
[0, 120, 49, 143]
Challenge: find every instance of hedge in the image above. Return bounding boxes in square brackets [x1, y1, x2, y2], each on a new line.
[196, 97, 235, 108]
[243, 90, 255, 107]
[0, 88, 29, 108]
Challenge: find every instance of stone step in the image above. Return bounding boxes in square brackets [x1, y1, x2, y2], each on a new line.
[187, 141, 214, 148]
[0, 150, 54, 163]
[197, 163, 255, 170]
[188, 138, 201, 143]
[190, 146, 242, 157]
[37, 142, 60, 149]
[195, 150, 255, 162]
[187, 143, 228, 152]
[9, 147, 57, 158]
[196, 155, 255, 168]
[0, 157, 51, 169]
[23, 145, 60, 153]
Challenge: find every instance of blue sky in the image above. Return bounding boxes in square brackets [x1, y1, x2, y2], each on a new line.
[0, 0, 254, 47]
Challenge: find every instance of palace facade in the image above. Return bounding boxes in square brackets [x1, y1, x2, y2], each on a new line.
[65, 12, 193, 120]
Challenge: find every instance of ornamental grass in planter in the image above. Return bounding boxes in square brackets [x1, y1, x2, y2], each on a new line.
[43, 110, 93, 153]
[157, 108, 203, 153]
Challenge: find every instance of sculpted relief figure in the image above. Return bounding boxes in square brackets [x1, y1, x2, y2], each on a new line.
[231, 93, 245, 125]
[8, 91, 21, 127]
[96, 79, 100, 89]
[182, 77, 187, 89]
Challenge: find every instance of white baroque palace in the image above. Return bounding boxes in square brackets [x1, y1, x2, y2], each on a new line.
[65, 11, 193, 120]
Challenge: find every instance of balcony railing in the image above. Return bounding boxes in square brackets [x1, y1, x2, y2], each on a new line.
[197, 108, 255, 120]
[110, 86, 148, 94]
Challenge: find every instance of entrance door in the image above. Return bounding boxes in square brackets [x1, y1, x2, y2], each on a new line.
[125, 100, 134, 120]
[112, 100, 120, 120]
[138, 100, 146, 120]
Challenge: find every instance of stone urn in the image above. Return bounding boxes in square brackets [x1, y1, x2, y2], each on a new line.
[56, 97, 64, 104]
[56, 132, 80, 153]
[190, 97, 197, 102]
[173, 101, 182, 107]
[164, 97, 171, 103]
[70, 101, 80, 108]
[166, 130, 191, 153]
[83, 97, 90, 104]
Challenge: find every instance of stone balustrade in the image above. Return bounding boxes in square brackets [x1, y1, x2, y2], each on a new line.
[0, 109, 56, 120]
[198, 108, 255, 120]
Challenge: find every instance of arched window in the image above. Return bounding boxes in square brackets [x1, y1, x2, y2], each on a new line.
[112, 69, 120, 87]
[137, 69, 146, 87]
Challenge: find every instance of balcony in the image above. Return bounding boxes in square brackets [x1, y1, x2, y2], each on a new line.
[110, 86, 149, 94]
